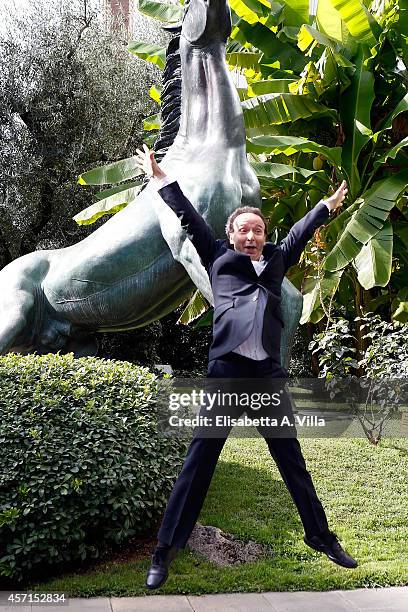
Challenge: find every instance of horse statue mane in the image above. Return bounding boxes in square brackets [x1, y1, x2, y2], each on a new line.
[0, 0, 302, 367]
[154, 33, 182, 164]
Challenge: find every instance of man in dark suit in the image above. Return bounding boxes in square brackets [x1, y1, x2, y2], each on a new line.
[135, 147, 357, 589]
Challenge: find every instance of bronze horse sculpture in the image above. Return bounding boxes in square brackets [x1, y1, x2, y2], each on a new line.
[0, 0, 302, 365]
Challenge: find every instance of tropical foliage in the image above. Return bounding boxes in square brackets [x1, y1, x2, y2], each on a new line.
[77, 0, 408, 364]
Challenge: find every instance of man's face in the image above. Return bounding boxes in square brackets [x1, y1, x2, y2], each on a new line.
[229, 213, 266, 261]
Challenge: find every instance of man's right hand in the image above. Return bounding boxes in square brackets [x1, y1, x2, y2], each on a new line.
[135, 144, 167, 181]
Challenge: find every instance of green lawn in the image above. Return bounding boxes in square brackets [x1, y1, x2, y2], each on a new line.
[31, 437, 408, 596]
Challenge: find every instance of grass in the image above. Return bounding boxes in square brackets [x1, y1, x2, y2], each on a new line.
[30, 437, 408, 596]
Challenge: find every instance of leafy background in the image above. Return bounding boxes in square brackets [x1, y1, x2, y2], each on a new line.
[78, 0, 408, 364]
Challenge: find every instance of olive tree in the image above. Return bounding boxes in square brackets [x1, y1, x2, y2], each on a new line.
[0, 0, 164, 266]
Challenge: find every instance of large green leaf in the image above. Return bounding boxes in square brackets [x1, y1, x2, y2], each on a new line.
[252, 161, 329, 196]
[250, 161, 327, 180]
[95, 181, 142, 200]
[234, 20, 307, 71]
[246, 135, 342, 167]
[372, 136, 408, 174]
[128, 42, 166, 69]
[360, 94, 408, 187]
[78, 157, 143, 186]
[73, 186, 141, 226]
[392, 288, 408, 323]
[229, 0, 270, 23]
[316, 0, 345, 43]
[324, 169, 408, 271]
[378, 93, 408, 131]
[297, 24, 355, 68]
[137, 0, 183, 23]
[340, 45, 375, 198]
[328, 0, 377, 45]
[248, 79, 297, 95]
[281, 0, 309, 27]
[300, 269, 343, 324]
[259, 176, 328, 194]
[395, 222, 408, 252]
[352, 221, 393, 289]
[242, 93, 337, 127]
[226, 51, 263, 72]
[177, 291, 209, 325]
[143, 113, 161, 131]
[149, 85, 162, 105]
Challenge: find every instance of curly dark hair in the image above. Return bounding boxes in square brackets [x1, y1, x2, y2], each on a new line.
[225, 206, 267, 237]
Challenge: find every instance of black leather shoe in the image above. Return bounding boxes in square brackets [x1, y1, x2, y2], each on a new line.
[145, 546, 178, 590]
[304, 531, 358, 569]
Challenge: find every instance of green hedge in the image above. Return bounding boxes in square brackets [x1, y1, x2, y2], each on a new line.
[0, 353, 187, 581]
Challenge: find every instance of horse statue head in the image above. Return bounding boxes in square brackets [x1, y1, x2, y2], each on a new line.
[182, 0, 231, 47]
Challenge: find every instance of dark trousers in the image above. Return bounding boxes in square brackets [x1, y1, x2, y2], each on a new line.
[157, 352, 329, 548]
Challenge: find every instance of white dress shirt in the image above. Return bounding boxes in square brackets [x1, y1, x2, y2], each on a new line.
[232, 257, 270, 360]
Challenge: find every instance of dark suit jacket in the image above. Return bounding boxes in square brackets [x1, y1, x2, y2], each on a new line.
[158, 181, 329, 363]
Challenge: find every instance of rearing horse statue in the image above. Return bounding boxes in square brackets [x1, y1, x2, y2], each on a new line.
[0, 0, 302, 365]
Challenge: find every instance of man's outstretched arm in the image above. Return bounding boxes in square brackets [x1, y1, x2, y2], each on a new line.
[135, 146, 217, 268]
[279, 181, 348, 271]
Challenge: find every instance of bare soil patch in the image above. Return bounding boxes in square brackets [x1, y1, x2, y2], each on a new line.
[187, 523, 272, 566]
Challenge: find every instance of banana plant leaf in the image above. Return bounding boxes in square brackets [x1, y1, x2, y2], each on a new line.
[395, 222, 408, 251]
[143, 133, 157, 148]
[316, 0, 345, 43]
[371, 135, 408, 175]
[193, 309, 214, 328]
[137, 0, 183, 23]
[281, 0, 310, 27]
[250, 161, 327, 179]
[73, 186, 142, 226]
[242, 93, 337, 127]
[229, 0, 271, 23]
[324, 199, 360, 244]
[149, 85, 162, 104]
[392, 288, 408, 323]
[234, 20, 307, 71]
[328, 0, 377, 45]
[78, 156, 143, 185]
[377, 93, 408, 132]
[177, 290, 210, 325]
[95, 181, 142, 200]
[340, 45, 375, 198]
[246, 135, 342, 167]
[352, 221, 393, 289]
[324, 169, 408, 272]
[143, 113, 161, 131]
[297, 24, 355, 68]
[128, 42, 166, 69]
[247, 79, 298, 95]
[259, 176, 327, 193]
[300, 268, 343, 324]
[261, 189, 305, 220]
[226, 51, 263, 72]
[253, 163, 329, 195]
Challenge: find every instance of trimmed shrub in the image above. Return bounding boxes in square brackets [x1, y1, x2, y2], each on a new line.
[0, 353, 187, 581]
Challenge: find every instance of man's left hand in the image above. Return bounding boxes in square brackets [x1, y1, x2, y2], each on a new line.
[325, 180, 348, 212]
